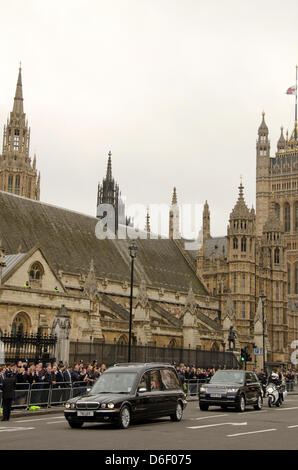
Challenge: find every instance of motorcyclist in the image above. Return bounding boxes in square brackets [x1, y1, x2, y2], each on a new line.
[268, 371, 284, 403]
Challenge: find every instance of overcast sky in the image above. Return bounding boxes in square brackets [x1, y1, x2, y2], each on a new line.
[1, 0, 298, 238]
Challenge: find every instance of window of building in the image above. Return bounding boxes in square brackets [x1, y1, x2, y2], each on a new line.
[274, 248, 280, 264]
[233, 273, 237, 293]
[275, 308, 279, 324]
[288, 265, 291, 294]
[8, 175, 13, 192]
[233, 237, 238, 249]
[27, 180, 31, 198]
[276, 332, 280, 351]
[276, 282, 279, 300]
[295, 202, 298, 232]
[295, 264, 298, 295]
[285, 203, 291, 232]
[241, 302, 245, 319]
[11, 312, 31, 336]
[275, 203, 280, 220]
[29, 262, 44, 281]
[242, 274, 245, 293]
[14, 129, 19, 150]
[241, 237, 246, 252]
[15, 175, 20, 195]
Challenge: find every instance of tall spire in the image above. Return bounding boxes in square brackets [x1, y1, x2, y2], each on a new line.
[13, 64, 24, 115]
[106, 151, 112, 180]
[145, 207, 151, 237]
[172, 187, 177, 205]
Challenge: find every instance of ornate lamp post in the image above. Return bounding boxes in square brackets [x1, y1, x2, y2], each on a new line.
[260, 291, 266, 373]
[128, 241, 138, 362]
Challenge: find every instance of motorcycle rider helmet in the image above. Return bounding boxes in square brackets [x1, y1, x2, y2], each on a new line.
[271, 372, 278, 379]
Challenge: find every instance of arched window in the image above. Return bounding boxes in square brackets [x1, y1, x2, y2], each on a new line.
[233, 237, 238, 249]
[284, 203, 291, 232]
[168, 339, 177, 349]
[295, 264, 298, 295]
[275, 203, 280, 220]
[233, 273, 237, 293]
[11, 312, 31, 335]
[288, 264, 291, 294]
[29, 262, 44, 281]
[295, 202, 298, 232]
[15, 175, 20, 195]
[274, 248, 280, 264]
[8, 175, 13, 192]
[241, 237, 246, 252]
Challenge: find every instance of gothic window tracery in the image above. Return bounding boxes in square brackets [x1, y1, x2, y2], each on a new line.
[241, 237, 246, 252]
[284, 203, 291, 232]
[29, 262, 44, 282]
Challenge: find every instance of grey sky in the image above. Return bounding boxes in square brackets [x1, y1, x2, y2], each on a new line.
[0, 0, 298, 238]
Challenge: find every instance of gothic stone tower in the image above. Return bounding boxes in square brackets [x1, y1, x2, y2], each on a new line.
[0, 66, 40, 200]
[256, 112, 298, 347]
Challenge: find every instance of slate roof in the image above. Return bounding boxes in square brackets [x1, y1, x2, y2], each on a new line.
[2, 253, 27, 278]
[205, 237, 227, 259]
[0, 191, 208, 296]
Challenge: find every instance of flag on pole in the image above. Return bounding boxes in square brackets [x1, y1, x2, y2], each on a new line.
[286, 85, 296, 95]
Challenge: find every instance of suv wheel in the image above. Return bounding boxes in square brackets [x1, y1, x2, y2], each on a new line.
[236, 394, 246, 412]
[253, 394, 263, 410]
[68, 419, 83, 429]
[118, 405, 131, 429]
[170, 401, 183, 422]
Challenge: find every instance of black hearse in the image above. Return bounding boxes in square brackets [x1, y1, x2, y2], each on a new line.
[64, 363, 187, 429]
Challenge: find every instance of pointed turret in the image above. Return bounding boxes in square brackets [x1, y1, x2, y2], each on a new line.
[256, 112, 271, 236]
[13, 65, 24, 115]
[106, 151, 112, 180]
[277, 126, 286, 151]
[169, 187, 179, 239]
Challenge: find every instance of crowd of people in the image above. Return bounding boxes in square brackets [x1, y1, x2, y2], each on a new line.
[0, 360, 107, 389]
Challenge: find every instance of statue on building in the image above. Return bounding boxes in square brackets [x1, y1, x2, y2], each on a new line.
[228, 325, 236, 351]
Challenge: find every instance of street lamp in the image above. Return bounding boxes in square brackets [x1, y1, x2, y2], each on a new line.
[128, 241, 138, 362]
[260, 291, 266, 373]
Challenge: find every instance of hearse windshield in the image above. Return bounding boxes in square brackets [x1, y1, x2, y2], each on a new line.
[209, 370, 244, 385]
[90, 372, 138, 394]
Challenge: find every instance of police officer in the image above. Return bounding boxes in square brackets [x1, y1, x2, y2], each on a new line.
[1, 370, 17, 421]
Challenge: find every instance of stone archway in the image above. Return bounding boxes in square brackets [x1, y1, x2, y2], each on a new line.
[11, 311, 31, 335]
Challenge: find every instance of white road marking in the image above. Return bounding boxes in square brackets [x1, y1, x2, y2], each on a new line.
[227, 428, 276, 437]
[0, 427, 35, 432]
[188, 422, 247, 430]
[14, 416, 64, 423]
[190, 414, 228, 421]
[46, 421, 66, 424]
[275, 407, 298, 411]
[288, 425, 298, 428]
[237, 410, 268, 415]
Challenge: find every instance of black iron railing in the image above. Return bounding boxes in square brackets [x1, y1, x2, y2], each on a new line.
[0, 331, 57, 363]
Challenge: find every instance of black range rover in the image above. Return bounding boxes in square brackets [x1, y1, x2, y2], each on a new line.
[64, 363, 187, 429]
[198, 370, 263, 412]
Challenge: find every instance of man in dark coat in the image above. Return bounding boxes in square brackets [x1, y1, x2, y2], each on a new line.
[1, 370, 17, 421]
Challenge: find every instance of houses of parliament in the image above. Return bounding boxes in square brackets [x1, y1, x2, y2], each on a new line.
[0, 66, 297, 370]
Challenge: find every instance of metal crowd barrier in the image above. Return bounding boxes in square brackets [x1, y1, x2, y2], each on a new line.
[0, 382, 89, 411]
[184, 379, 208, 397]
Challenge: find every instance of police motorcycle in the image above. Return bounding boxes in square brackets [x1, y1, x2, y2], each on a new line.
[266, 373, 287, 407]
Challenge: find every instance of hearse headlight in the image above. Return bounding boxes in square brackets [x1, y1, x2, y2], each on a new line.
[65, 403, 71, 409]
[200, 386, 207, 392]
[227, 388, 238, 393]
[101, 403, 107, 408]
[107, 403, 115, 409]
